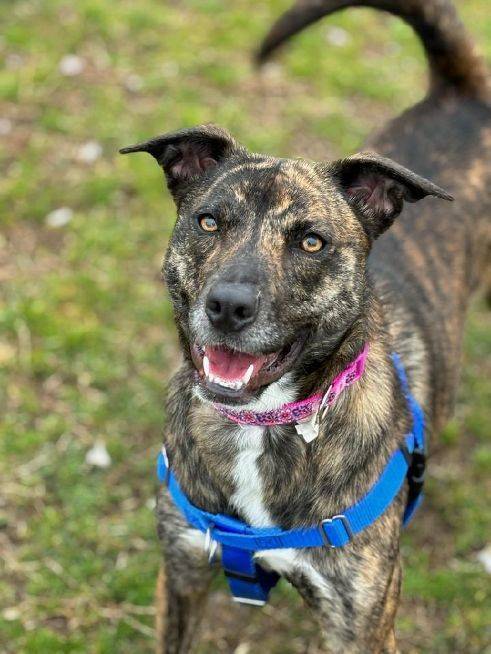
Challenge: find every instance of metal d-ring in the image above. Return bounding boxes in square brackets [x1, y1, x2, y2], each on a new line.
[315, 383, 333, 427]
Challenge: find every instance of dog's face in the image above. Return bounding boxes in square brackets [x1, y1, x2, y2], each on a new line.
[121, 125, 451, 405]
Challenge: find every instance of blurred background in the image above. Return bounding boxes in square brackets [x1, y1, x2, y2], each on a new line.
[0, 1, 490, 652]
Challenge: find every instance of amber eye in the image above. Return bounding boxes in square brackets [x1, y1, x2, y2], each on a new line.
[198, 214, 218, 233]
[300, 233, 324, 253]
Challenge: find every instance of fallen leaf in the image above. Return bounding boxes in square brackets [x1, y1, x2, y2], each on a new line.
[45, 207, 73, 228]
[59, 54, 86, 77]
[85, 441, 112, 468]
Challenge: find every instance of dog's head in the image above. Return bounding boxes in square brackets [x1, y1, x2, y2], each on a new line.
[121, 124, 451, 406]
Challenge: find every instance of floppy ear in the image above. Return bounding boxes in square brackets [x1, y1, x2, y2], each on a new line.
[330, 152, 453, 239]
[120, 124, 242, 203]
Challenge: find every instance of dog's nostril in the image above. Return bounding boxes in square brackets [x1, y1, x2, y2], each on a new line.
[207, 299, 221, 316]
[234, 305, 251, 320]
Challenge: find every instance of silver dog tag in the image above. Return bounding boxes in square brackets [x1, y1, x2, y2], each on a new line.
[295, 413, 319, 443]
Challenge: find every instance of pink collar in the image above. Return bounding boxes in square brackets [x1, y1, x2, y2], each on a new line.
[214, 344, 369, 426]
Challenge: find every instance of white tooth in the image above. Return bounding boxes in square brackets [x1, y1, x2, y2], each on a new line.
[223, 378, 241, 390]
[243, 364, 254, 385]
[208, 374, 246, 391]
[203, 355, 210, 377]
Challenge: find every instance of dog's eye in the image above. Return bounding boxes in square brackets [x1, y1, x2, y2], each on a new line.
[198, 214, 218, 233]
[300, 233, 324, 253]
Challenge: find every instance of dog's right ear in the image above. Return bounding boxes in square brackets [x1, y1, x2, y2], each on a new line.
[120, 124, 242, 203]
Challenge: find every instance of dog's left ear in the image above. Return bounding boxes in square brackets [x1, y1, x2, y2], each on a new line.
[330, 152, 453, 239]
[120, 124, 243, 203]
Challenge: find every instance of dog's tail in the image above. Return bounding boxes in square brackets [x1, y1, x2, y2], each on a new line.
[256, 0, 488, 98]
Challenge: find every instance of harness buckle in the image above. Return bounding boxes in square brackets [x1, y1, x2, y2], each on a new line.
[157, 446, 171, 486]
[224, 568, 257, 582]
[407, 446, 426, 500]
[319, 514, 354, 548]
[232, 596, 267, 607]
[204, 523, 218, 563]
[400, 442, 412, 467]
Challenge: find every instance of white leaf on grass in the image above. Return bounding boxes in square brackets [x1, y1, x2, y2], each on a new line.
[59, 54, 85, 76]
[325, 26, 350, 47]
[45, 207, 73, 228]
[476, 545, 491, 574]
[260, 62, 282, 80]
[76, 140, 102, 163]
[85, 441, 112, 468]
[2, 607, 20, 621]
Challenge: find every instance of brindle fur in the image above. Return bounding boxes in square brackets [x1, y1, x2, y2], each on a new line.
[121, 1, 490, 652]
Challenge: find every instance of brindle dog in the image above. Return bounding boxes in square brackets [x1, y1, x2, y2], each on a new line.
[120, 0, 490, 651]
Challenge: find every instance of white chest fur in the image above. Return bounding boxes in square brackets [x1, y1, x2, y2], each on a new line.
[229, 424, 273, 527]
[182, 379, 333, 600]
[178, 419, 334, 605]
[227, 374, 297, 526]
[227, 424, 332, 604]
[228, 426, 299, 575]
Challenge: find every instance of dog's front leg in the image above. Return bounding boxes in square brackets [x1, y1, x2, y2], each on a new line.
[155, 490, 217, 654]
[272, 542, 402, 654]
[155, 558, 213, 654]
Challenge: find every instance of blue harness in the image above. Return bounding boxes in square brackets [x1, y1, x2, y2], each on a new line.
[156, 353, 426, 606]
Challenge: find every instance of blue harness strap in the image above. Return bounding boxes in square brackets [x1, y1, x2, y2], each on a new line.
[156, 353, 425, 605]
[222, 546, 279, 605]
[391, 353, 426, 525]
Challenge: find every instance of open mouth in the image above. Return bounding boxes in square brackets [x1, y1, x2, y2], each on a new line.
[191, 337, 305, 401]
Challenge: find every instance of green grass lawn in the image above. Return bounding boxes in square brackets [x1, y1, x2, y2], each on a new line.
[1, 1, 490, 652]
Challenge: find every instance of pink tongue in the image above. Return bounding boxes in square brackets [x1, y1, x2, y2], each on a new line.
[205, 346, 267, 382]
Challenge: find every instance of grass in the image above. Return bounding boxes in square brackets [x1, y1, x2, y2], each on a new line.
[0, 0, 490, 652]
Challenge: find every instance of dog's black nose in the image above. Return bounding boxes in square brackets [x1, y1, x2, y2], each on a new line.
[205, 283, 259, 332]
